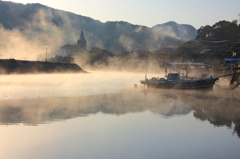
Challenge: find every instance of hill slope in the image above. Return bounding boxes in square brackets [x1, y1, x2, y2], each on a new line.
[152, 21, 197, 41]
[0, 1, 197, 54]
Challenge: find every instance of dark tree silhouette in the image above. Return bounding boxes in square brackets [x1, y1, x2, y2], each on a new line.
[196, 20, 240, 40]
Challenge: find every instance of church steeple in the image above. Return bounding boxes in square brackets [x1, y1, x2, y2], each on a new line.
[77, 30, 86, 50]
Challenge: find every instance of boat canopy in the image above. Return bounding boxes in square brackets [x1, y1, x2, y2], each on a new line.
[165, 62, 209, 66]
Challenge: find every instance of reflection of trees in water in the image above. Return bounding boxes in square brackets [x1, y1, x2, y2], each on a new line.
[193, 102, 240, 138]
[1, 87, 239, 139]
[178, 90, 240, 138]
[0, 89, 191, 125]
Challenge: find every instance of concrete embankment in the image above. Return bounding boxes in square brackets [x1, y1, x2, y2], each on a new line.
[0, 59, 87, 74]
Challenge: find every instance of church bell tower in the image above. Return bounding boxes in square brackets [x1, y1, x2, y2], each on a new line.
[77, 30, 86, 50]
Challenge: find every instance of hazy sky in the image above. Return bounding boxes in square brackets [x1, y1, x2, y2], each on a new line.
[4, 0, 240, 29]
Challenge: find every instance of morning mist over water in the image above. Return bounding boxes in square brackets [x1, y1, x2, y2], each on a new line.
[0, 1, 240, 158]
[0, 72, 240, 159]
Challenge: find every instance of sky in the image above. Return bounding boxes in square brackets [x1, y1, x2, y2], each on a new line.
[3, 0, 240, 29]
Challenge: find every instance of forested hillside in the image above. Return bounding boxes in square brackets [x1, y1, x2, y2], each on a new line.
[0, 1, 196, 55]
[177, 20, 240, 54]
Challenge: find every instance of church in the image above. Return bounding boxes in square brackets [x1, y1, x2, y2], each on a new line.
[59, 30, 87, 56]
[77, 30, 86, 50]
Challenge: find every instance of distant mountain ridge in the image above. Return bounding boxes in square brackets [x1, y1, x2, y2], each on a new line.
[152, 21, 197, 41]
[0, 1, 197, 54]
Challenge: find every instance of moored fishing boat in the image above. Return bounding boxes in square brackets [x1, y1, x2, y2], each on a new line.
[140, 73, 218, 89]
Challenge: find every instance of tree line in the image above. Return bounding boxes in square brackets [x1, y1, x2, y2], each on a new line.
[196, 20, 240, 40]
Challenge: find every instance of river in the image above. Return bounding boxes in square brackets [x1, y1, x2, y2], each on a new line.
[0, 72, 240, 159]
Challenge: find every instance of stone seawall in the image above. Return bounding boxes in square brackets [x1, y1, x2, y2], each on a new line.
[0, 59, 86, 74]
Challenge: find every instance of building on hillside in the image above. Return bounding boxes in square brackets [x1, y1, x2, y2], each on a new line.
[87, 47, 114, 65]
[59, 30, 87, 56]
[88, 47, 114, 58]
[60, 44, 85, 56]
[47, 55, 74, 63]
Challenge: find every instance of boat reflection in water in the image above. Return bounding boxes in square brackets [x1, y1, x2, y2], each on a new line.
[0, 88, 240, 138]
[1, 72, 240, 159]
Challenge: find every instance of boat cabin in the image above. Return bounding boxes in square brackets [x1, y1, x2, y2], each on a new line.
[163, 62, 211, 77]
[167, 73, 181, 80]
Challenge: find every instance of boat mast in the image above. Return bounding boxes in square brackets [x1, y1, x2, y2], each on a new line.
[144, 68, 147, 88]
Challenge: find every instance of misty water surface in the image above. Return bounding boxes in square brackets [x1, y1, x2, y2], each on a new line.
[0, 72, 240, 159]
[0, 72, 145, 100]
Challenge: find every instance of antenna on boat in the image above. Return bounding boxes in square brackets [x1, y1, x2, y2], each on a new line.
[144, 68, 147, 88]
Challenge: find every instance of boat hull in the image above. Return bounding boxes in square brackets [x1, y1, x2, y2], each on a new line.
[141, 77, 218, 89]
